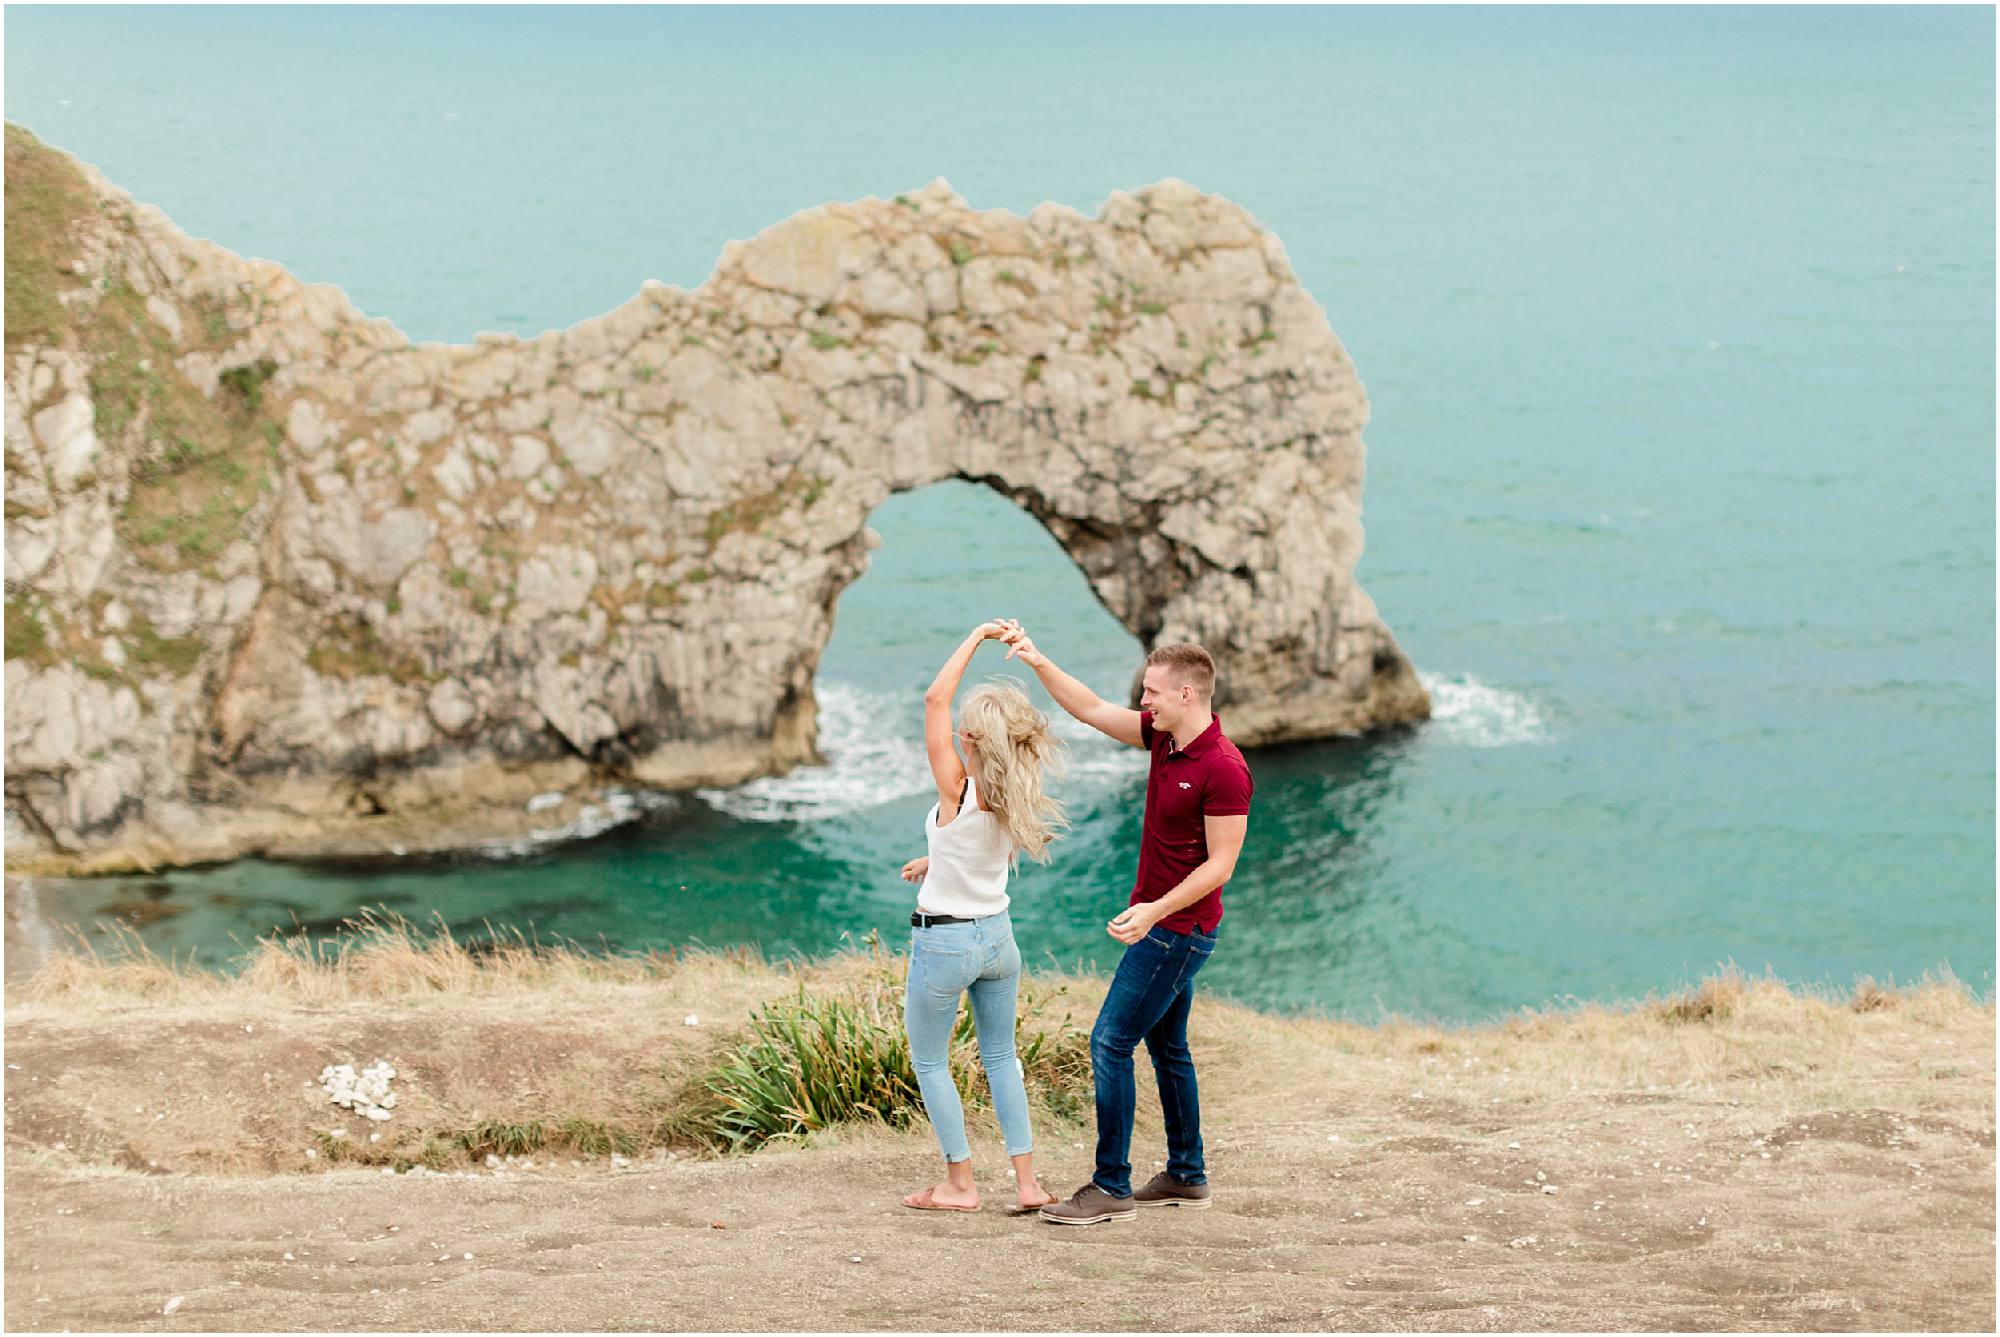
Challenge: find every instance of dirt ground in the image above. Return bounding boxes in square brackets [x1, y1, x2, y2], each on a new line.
[4, 957, 1993, 1332]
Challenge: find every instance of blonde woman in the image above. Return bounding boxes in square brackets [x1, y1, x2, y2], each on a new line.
[897, 621, 1067, 1214]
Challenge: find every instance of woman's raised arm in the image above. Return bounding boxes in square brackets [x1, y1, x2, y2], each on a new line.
[922, 621, 1006, 813]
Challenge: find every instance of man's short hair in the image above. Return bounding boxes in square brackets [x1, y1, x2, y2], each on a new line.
[1146, 642, 1216, 697]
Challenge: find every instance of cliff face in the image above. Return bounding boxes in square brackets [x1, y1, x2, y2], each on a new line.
[3, 125, 1428, 874]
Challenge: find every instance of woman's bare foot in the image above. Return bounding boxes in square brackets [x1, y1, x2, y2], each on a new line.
[1015, 1182, 1056, 1211]
[902, 1181, 979, 1212]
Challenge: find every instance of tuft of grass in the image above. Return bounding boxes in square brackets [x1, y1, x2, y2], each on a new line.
[216, 359, 278, 414]
[1652, 968, 1749, 1025]
[947, 240, 974, 266]
[306, 615, 425, 684]
[1849, 976, 1896, 1013]
[808, 330, 844, 351]
[455, 1119, 549, 1158]
[5, 598, 52, 664]
[125, 621, 205, 677]
[703, 474, 819, 546]
[556, 1116, 639, 1158]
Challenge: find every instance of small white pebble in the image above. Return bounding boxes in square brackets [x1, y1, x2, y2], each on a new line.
[162, 1296, 184, 1315]
[1508, 1141, 1521, 1150]
[684, 1014, 700, 1027]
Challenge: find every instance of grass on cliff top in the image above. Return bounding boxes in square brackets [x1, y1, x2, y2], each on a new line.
[9, 913, 1987, 1177]
[7, 122, 281, 581]
[5, 122, 97, 354]
[19, 911, 1095, 1165]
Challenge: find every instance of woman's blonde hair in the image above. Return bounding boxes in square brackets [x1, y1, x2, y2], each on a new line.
[957, 678, 1069, 866]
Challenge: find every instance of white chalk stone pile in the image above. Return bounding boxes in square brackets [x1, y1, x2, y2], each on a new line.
[319, 1060, 398, 1121]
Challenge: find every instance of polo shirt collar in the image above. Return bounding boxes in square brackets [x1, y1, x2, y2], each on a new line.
[1172, 714, 1223, 758]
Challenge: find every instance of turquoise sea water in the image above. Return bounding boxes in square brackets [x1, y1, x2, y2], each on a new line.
[6, 5, 1994, 1020]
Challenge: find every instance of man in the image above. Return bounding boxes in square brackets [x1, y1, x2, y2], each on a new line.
[997, 621, 1252, 1226]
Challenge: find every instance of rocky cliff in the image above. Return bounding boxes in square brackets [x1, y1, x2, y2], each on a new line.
[3, 125, 1428, 874]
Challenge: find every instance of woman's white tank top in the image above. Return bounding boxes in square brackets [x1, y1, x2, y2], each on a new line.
[916, 772, 1013, 917]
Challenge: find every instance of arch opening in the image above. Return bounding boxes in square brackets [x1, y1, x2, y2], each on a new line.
[703, 478, 1147, 823]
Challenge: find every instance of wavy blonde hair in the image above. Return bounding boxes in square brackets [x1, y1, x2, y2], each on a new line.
[957, 678, 1069, 866]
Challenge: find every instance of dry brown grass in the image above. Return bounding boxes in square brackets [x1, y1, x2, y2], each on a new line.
[15, 909, 770, 1011]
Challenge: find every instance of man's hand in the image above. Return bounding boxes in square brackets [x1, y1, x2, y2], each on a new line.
[1107, 903, 1159, 945]
[900, 855, 930, 883]
[998, 619, 1048, 669]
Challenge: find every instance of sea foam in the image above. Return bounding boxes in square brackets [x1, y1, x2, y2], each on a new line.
[1418, 673, 1552, 747]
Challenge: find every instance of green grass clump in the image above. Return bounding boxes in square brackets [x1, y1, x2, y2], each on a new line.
[125, 621, 205, 677]
[216, 359, 278, 413]
[5, 599, 52, 664]
[306, 615, 424, 683]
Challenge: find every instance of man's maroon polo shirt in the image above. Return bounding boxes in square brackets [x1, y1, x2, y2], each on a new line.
[1131, 711, 1253, 934]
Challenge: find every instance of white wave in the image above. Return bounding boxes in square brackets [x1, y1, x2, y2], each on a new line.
[698, 682, 933, 822]
[480, 788, 675, 860]
[699, 680, 1148, 822]
[1418, 672, 1552, 747]
[1049, 709, 1150, 782]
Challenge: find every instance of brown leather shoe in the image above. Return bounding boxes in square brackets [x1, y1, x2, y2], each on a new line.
[1133, 1171, 1212, 1209]
[1037, 1182, 1136, 1226]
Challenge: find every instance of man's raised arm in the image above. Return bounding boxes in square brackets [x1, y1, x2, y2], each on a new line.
[997, 620, 1145, 748]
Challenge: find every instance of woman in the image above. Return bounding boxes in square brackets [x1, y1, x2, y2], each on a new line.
[898, 621, 1067, 1214]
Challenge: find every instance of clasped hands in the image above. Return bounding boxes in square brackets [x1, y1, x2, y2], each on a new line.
[962, 618, 1045, 668]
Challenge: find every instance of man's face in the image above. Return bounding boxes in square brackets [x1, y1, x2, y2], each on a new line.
[1139, 665, 1189, 725]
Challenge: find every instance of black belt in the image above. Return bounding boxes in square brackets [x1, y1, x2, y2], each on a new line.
[911, 912, 976, 928]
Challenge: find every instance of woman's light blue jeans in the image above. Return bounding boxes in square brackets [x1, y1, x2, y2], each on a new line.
[904, 911, 1035, 1163]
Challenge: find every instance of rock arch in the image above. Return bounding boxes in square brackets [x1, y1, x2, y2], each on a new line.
[3, 127, 1427, 872]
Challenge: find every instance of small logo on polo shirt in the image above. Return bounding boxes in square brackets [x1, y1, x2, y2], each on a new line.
[1178, 781, 1192, 789]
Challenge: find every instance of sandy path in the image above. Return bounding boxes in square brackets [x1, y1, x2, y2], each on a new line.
[8, 1075, 1992, 1331]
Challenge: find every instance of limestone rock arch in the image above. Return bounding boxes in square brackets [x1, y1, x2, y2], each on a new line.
[3, 127, 1427, 872]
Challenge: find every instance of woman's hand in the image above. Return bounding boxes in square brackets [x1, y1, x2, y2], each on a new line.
[999, 620, 1047, 669]
[900, 855, 930, 883]
[973, 620, 1006, 641]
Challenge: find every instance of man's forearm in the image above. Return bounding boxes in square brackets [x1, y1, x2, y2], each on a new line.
[1027, 655, 1104, 723]
[1143, 858, 1235, 921]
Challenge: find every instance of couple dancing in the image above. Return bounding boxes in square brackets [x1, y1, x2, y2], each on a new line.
[896, 619, 1252, 1225]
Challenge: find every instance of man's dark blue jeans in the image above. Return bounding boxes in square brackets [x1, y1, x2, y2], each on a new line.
[1089, 921, 1219, 1198]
